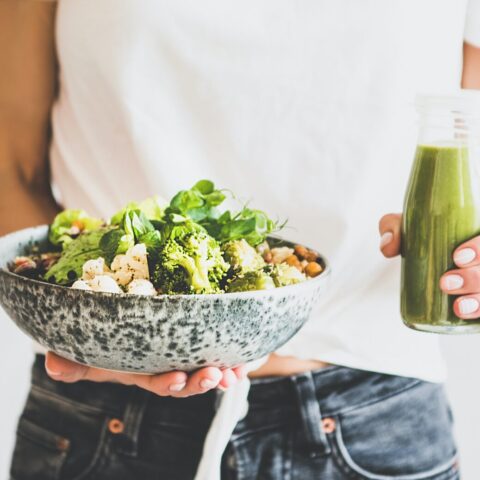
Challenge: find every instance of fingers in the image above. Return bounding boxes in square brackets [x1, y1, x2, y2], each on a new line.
[46, 352, 188, 394]
[218, 368, 238, 389]
[440, 265, 480, 320]
[232, 365, 247, 380]
[379, 213, 402, 258]
[453, 294, 480, 320]
[440, 266, 480, 295]
[453, 236, 480, 268]
[440, 235, 480, 320]
[45, 352, 91, 383]
[45, 352, 244, 398]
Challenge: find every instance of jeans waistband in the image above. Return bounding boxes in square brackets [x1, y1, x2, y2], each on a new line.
[30, 355, 422, 420]
[248, 364, 422, 417]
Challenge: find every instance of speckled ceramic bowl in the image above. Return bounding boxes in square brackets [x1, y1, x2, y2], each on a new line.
[0, 226, 330, 373]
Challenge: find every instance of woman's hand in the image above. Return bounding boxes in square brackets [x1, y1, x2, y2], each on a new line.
[379, 213, 480, 320]
[45, 351, 245, 398]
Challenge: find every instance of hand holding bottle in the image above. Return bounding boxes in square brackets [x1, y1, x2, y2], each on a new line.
[380, 213, 480, 322]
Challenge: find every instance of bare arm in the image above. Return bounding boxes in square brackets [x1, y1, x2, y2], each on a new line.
[462, 41, 480, 89]
[0, 1, 60, 236]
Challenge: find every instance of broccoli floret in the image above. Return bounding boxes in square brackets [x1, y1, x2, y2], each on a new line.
[271, 263, 306, 287]
[153, 221, 229, 294]
[222, 239, 266, 273]
[226, 270, 276, 293]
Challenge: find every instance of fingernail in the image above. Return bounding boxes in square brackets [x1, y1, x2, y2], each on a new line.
[169, 382, 186, 392]
[459, 298, 479, 315]
[45, 365, 63, 378]
[443, 274, 464, 291]
[454, 248, 476, 265]
[200, 379, 217, 389]
[380, 232, 393, 248]
[224, 372, 237, 386]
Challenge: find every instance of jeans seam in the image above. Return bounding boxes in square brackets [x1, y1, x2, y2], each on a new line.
[68, 417, 111, 480]
[331, 419, 459, 480]
[31, 384, 119, 417]
[17, 428, 66, 457]
[325, 379, 423, 417]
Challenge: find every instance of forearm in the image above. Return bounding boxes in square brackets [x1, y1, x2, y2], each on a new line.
[0, 159, 59, 236]
[0, 1, 59, 236]
[462, 42, 480, 89]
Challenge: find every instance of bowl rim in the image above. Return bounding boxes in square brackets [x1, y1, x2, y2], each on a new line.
[0, 225, 331, 300]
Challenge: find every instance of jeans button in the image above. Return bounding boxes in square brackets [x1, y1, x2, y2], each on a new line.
[56, 437, 70, 452]
[108, 418, 125, 434]
[321, 417, 336, 434]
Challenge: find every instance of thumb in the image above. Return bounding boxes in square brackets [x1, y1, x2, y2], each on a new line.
[45, 351, 90, 383]
[378, 213, 402, 258]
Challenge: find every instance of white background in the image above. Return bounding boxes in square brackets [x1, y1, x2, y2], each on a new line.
[1, 307, 479, 479]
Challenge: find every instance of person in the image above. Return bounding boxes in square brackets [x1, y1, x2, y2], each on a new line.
[2, 1, 480, 479]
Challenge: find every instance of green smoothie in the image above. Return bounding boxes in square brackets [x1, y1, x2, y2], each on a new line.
[401, 144, 480, 333]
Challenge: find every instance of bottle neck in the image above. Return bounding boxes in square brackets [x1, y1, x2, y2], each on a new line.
[417, 110, 480, 147]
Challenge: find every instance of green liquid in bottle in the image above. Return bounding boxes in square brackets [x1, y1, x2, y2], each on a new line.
[401, 144, 480, 333]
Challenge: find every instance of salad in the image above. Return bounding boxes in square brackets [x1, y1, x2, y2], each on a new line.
[11, 180, 323, 295]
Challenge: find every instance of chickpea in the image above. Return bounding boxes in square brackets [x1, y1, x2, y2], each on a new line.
[304, 250, 319, 262]
[305, 261, 322, 277]
[286, 254, 301, 267]
[294, 244, 309, 259]
[263, 251, 273, 263]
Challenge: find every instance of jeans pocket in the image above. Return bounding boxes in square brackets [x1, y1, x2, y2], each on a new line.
[330, 382, 459, 480]
[11, 386, 111, 480]
[10, 417, 69, 480]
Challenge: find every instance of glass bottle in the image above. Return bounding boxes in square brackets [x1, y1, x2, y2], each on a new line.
[401, 93, 480, 333]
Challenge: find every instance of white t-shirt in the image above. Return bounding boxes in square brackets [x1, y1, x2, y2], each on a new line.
[51, 0, 480, 384]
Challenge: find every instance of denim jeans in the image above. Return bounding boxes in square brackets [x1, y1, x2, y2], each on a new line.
[10, 355, 459, 480]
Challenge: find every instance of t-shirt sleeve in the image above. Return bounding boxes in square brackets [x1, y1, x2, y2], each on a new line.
[465, 0, 480, 47]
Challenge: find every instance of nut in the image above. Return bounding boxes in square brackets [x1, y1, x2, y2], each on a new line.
[285, 254, 301, 268]
[304, 250, 319, 262]
[270, 247, 294, 264]
[294, 245, 309, 259]
[305, 262, 322, 278]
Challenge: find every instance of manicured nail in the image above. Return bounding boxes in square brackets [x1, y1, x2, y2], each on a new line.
[200, 379, 217, 389]
[454, 248, 476, 265]
[169, 382, 186, 392]
[459, 298, 479, 315]
[443, 274, 464, 291]
[380, 232, 393, 248]
[45, 365, 63, 378]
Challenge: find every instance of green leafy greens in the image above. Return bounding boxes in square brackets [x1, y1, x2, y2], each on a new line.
[49, 210, 103, 247]
[41, 181, 288, 293]
[45, 229, 109, 285]
[165, 180, 282, 246]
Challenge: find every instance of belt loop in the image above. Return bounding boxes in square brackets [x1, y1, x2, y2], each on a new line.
[291, 371, 331, 457]
[117, 388, 150, 457]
